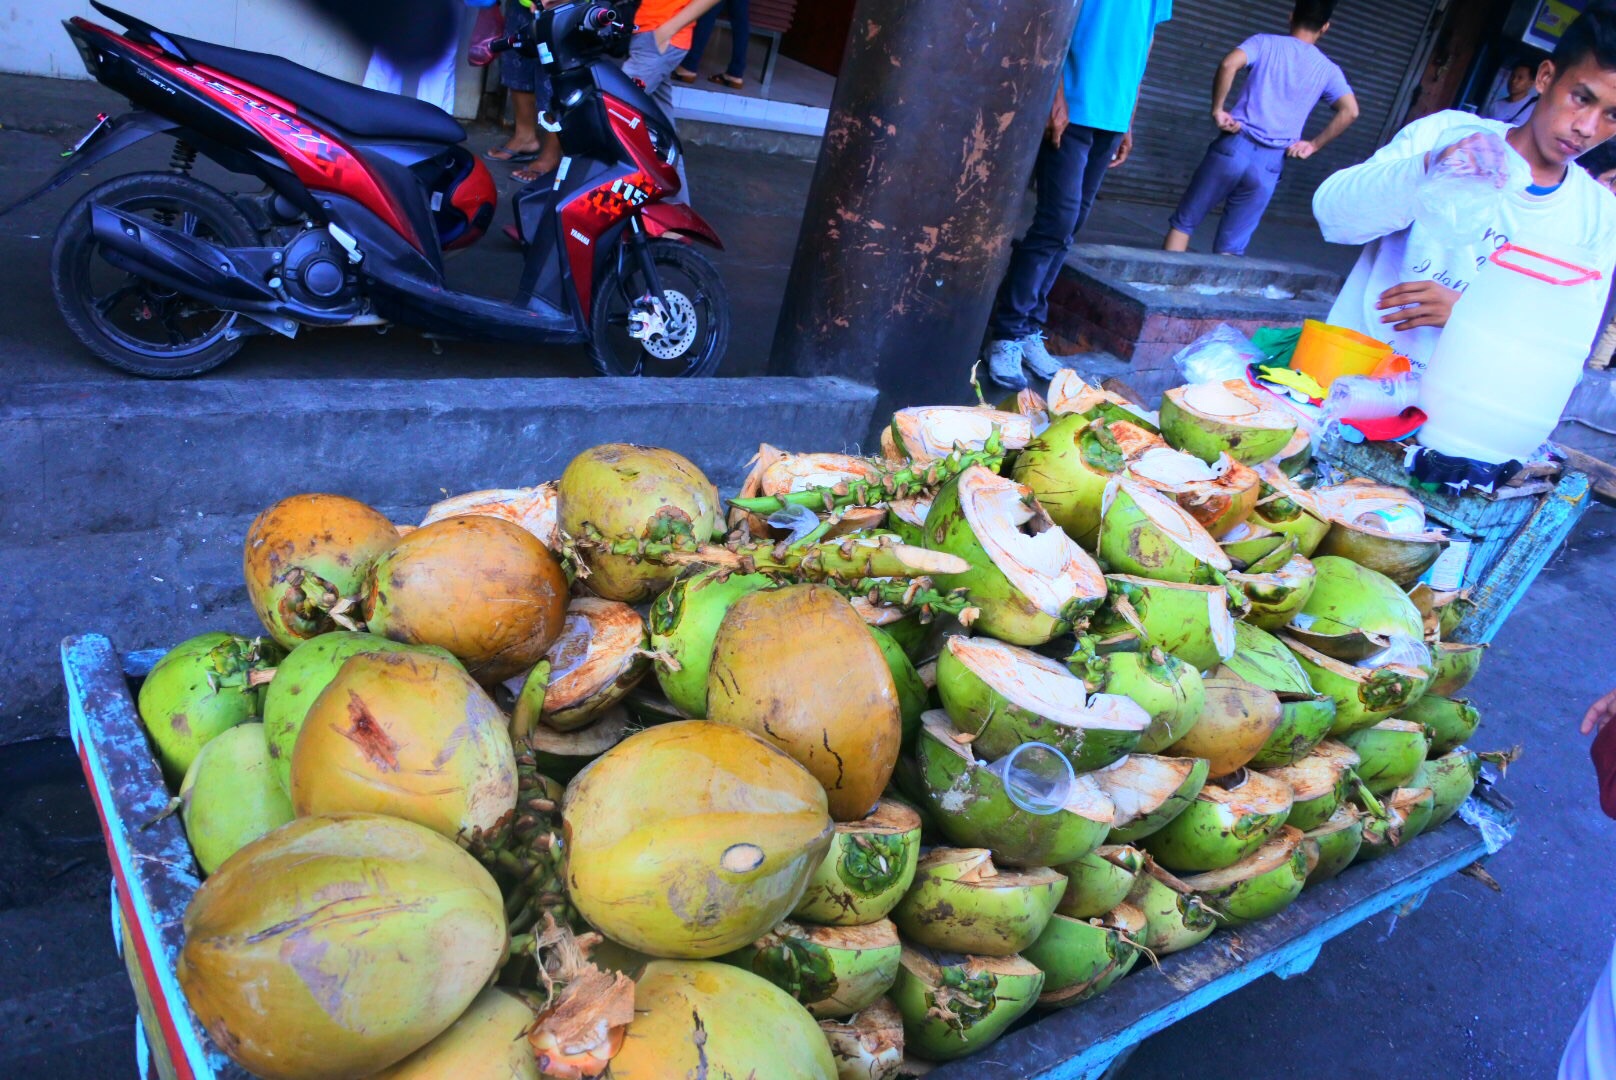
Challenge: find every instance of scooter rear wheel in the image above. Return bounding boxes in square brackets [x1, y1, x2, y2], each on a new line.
[51, 172, 257, 378]
[588, 237, 728, 378]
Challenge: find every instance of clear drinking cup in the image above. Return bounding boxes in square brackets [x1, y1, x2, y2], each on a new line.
[987, 742, 1076, 815]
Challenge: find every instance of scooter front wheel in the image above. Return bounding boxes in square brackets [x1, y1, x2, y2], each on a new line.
[588, 237, 728, 378]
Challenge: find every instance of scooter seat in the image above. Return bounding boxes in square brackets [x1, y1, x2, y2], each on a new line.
[167, 34, 467, 145]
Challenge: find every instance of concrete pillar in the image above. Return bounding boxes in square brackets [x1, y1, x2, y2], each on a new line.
[769, 0, 1083, 428]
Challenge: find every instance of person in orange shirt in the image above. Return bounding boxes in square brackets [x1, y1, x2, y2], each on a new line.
[616, 0, 721, 200]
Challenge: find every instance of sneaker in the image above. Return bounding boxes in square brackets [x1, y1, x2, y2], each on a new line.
[1018, 331, 1065, 380]
[986, 339, 1028, 389]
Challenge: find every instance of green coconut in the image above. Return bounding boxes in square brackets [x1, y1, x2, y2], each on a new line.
[915, 712, 1116, 868]
[261, 632, 453, 794]
[1097, 478, 1232, 584]
[1355, 787, 1435, 862]
[1158, 380, 1298, 465]
[524, 706, 634, 781]
[1402, 694, 1481, 756]
[1248, 696, 1337, 770]
[1302, 804, 1365, 885]
[1089, 575, 1237, 673]
[794, 799, 923, 926]
[924, 465, 1108, 645]
[1095, 754, 1210, 844]
[647, 569, 773, 717]
[1276, 430, 1314, 475]
[1341, 719, 1429, 796]
[1282, 634, 1429, 737]
[1054, 845, 1146, 919]
[1426, 642, 1486, 698]
[1165, 670, 1283, 777]
[1121, 437, 1263, 539]
[1220, 525, 1294, 573]
[937, 636, 1150, 772]
[1125, 861, 1218, 955]
[1311, 482, 1448, 586]
[1231, 555, 1317, 633]
[1262, 740, 1359, 831]
[1181, 826, 1311, 927]
[139, 632, 278, 787]
[889, 406, 1034, 465]
[178, 723, 293, 876]
[1069, 642, 1206, 754]
[1415, 750, 1481, 829]
[890, 848, 1066, 957]
[1250, 467, 1332, 556]
[890, 948, 1044, 1063]
[1022, 902, 1148, 1008]
[819, 1000, 905, 1080]
[870, 626, 928, 746]
[1010, 414, 1128, 545]
[1287, 556, 1425, 662]
[1140, 767, 1294, 873]
[885, 497, 930, 549]
[727, 919, 902, 1019]
[558, 444, 722, 603]
[1223, 623, 1335, 769]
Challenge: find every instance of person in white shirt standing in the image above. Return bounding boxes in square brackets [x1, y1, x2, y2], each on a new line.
[1312, 4, 1616, 373]
[1481, 60, 1541, 124]
[1164, 0, 1359, 256]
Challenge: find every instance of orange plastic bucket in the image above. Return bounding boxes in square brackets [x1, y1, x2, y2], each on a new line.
[1292, 320, 1394, 388]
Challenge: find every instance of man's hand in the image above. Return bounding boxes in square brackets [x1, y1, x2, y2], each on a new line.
[1426, 131, 1512, 189]
[1583, 688, 1616, 736]
[1287, 140, 1318, 160]
[652, 23, 676, 51]
[1376, 280, 1461, 331]
[1213, 109, 1242, 134]
[1109, 131, 1134, 169]
[1047, 93, 1069, 149]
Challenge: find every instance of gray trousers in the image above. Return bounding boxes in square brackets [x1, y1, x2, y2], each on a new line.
[620, 31, 690, 203]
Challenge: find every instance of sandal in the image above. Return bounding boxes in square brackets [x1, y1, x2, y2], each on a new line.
[709, 73, 743, 90]
[484, 144, 539, 164]
[512, 163, 556, 184]
[671, 67, 699, 84]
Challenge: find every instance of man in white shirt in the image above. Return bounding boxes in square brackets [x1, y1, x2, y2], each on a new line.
[1312, 4, 1616, 371]
[1481, 60, 1540, 124]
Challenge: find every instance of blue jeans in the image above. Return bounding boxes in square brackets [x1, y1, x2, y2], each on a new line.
[685, 0, 751, 80]
[1168, 131, 1287, 256]
[990, 124, 1124, 341]
[499, 0, 538, 92]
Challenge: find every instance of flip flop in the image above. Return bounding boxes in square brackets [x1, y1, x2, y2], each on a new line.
[709, 73, 744, 90]
[512, 164, 555, 184]
[671, 68, 699, 84]
[484, 145, 539, 164]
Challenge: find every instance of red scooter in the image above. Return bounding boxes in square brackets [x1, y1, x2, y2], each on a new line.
[6, 1, 728, 377]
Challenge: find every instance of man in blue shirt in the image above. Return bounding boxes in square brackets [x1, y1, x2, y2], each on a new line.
[985, 0, 1173, 389]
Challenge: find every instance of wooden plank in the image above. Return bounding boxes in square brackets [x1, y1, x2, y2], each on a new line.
[921, 821, 1492, 1080]
[1455, 471, 1592, 644]
[1552, 443, 1616, 506]
[62, 634, 246, 1080]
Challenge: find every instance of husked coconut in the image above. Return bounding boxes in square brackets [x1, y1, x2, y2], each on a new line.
[1160, 380, 1298, 465]
[1098, 478, 1231, 584]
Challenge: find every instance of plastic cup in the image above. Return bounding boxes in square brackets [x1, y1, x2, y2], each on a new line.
[986, 742, 1075, 815]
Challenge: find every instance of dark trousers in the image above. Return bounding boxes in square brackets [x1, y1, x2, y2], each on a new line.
[990, 124, 1124, 341]
[685, 0, 751, 80]
[1167, 131, 1287, 255]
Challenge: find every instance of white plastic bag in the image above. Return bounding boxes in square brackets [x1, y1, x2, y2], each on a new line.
[1416, 127, 1524, 246]
[1170, 324, 1263, 385]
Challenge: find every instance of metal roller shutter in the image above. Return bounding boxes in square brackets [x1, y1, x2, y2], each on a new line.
[1110, 0, 1443, 222]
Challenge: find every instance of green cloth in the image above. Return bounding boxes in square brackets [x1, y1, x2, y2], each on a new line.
[1252, 326, 1302, 367]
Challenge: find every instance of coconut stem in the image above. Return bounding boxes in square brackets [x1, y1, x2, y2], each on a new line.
[837, 577, 977, 621]
[576, 529, 968, 581]
[727, 434, 1006, 517]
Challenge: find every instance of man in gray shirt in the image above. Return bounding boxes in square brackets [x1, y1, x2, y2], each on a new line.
[1163, 0, 1359, 256]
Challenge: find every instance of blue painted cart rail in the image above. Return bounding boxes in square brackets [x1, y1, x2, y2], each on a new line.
[66, 633, 1506, 1080]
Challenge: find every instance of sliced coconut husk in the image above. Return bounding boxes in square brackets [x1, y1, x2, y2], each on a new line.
[1275, 429, 1313, 475]
[1010, 416, 1128, 546]
[1426, 641, 1486, 698]
[1416, 748, 1491, 829]
[1180, 825, 1311, 926]
[1262, 740, 1358, 831]
[1093, 574, 1237, 673]
[1355, 786, 1435, 861]
[1302, 803, 1364, 884]
[997, 387, 1052, 433]
[936, 639, 1150, 772]
[889, 847, 1067, 957]
[525, 706, 634, 781]
[1094, 753, 1210, 843]
[1166, 670, 1283, 777]
[1232, 555, 1317, 634]
[886, 496, 930, 548]
[819, 1000, 904, 1080]
[534, 598, 649, 732]
[1025, 902, 1148, 1007]
[1054, 845, 1146, 920]
[1225, 621, 1317, 698]
[927, 465, 1107, 644]
[1251, 463, 1332, 556]
[1048, 371, 1161, 429]
[1220, 523, 1293, 571]
[890, 406, 1032, 465]
[1311, 480, 1448, 586]
[1125, 859, 1218, 954]
[916, 711, 1116, 868]
[1160, 381, 1299, 465]
[793, 799, 923, 926]
[758, 451, 884, 498]
[1287, 556, 1425, 661]
[1127, 445, 1261, 538]
[420, 482, 560, 549]
[1281, 634, 1429, 737]
[1107, 420, 1165, 458]
[728, 918, 902, 1019]
[1341, 719, 1429, 796]
[1139, 767, 1294, 873]
[1098, 477, 1232, 584]
[890, 948, 1044, 1063]
[1071, 644, 1207, 755]
[1404, 694, 1481, 756]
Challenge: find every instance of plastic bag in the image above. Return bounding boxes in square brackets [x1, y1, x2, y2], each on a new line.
[1170, 323, 1263, 385]
[1356, 635, 1432, 673]
[1416, 127, 1524, 246]
[468, 4, 506, 67]
[766, 504, 821, 544]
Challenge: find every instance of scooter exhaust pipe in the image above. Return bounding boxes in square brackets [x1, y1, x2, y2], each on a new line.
[89, 202, 282, 307]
